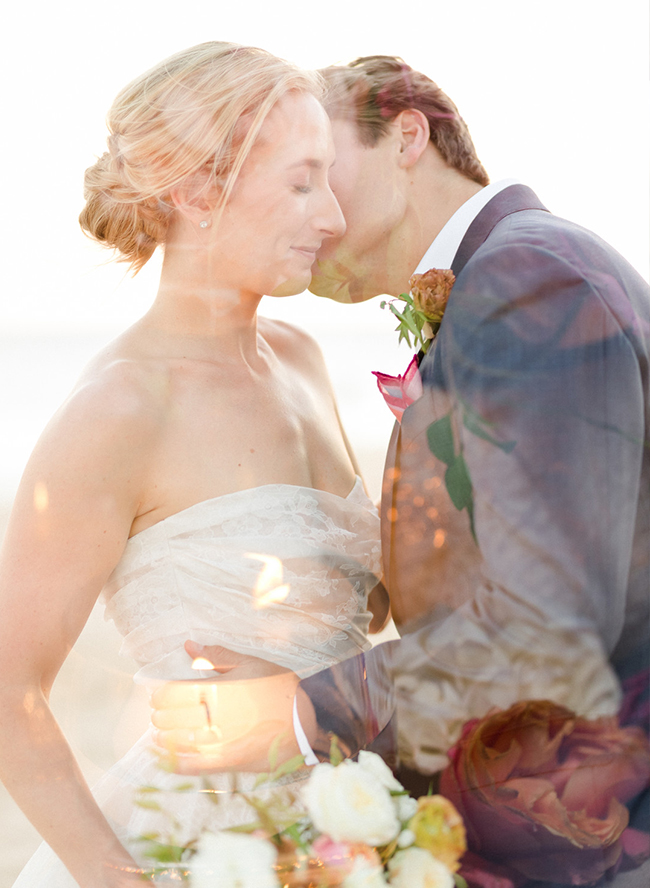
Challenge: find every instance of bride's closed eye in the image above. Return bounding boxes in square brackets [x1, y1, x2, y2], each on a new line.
[293, 184, 313, 194]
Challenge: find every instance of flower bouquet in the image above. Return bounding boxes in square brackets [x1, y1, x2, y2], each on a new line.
[137, 747, 466, 887]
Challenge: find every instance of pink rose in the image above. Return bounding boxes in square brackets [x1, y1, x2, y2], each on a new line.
[440, 700, 650, 885]
[312, 835, 380, 874]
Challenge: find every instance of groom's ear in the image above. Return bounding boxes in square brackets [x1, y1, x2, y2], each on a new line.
[394, 109, 430, 169]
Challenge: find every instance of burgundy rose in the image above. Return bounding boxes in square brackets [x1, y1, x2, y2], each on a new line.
[440, 700, 650, 886]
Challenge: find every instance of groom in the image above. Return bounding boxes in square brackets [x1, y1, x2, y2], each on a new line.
[153, 56, 649, 792]
[307, 55, 650, 782]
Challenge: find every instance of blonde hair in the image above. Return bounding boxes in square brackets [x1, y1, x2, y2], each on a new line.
[80, 42, 323, 272]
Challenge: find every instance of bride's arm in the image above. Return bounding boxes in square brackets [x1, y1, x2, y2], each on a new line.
[0, 371, 157, 887]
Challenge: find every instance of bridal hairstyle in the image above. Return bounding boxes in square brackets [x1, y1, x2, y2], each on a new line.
[79, 42, 323, 272]
[321, 55, 489, 187]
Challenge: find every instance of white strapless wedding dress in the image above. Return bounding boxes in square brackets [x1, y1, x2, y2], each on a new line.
[13, 478, 381, 887]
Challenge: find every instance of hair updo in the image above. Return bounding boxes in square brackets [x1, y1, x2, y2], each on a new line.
[79, 42, 323, 272]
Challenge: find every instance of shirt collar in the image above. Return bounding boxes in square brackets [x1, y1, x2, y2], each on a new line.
[414, 178, 521, 273]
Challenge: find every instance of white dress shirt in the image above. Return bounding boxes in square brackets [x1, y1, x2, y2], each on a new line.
[414, 179, 521, 273]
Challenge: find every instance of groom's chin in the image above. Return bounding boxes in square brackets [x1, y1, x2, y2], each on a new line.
[269, 275, 311, 298]
[308, 276, 354, 304]
[309, 258, 378, 304]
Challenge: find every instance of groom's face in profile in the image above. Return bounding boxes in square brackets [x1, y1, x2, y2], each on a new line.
[310, 117, 404, 304]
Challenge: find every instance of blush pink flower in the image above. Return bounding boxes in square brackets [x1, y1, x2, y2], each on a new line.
[372, 355, 423, 422]
[440, 700, 650, 886]
[311, 835, 381, 877]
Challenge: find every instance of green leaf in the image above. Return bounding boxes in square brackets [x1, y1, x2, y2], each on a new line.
[397, 327, 413, 348]
[427, 415, 456, 466]
[329, 735, 344, 766]
[141, 841, 186, 863]
[228, 820, 265, 834]
[268, 733, 282, 772]
[285, 821, 310, 853]
[454, 875, 469, 888]
[270, 754, 306, 783]
[252, 772, 272, 790]
[445, 454, 473, 511]
[401, 306, 421, 338]
[173, 782, 195, 793]
[134, 799, 162, 811]
[132, 833, 161, 843]
[462, 405, 515, 453]
[467, 497, 477, 544]
[388, 303, 408, 323]
[239, 794, 281, 836]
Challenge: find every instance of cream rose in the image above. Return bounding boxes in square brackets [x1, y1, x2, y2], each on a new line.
[386, 847, 453, 888]
[303, 760, 400, 846]
[357, 751, 404, 793]
[191, 831, 279, 888]
[343, 858, 389, 887]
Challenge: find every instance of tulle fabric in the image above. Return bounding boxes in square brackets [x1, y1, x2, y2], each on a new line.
[12, 479, 381, 886]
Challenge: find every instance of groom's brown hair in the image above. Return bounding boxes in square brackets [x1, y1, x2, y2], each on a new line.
[321, 55, 489, 187]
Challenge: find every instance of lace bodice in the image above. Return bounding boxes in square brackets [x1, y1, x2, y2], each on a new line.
[102, 477, 380, 681]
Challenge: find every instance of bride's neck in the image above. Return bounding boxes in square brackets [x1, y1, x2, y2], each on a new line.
[145, 241, 263, 353]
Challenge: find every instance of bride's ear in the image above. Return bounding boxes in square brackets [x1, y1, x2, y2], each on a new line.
[169, 171, 219, 225]
[395, 109, 430, 169]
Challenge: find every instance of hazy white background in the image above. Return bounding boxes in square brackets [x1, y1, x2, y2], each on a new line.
[0, 0, 648, 880]
[0, 0, 648, 498]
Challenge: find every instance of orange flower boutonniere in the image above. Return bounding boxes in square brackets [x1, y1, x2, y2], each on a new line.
[381, 268, 455, 355]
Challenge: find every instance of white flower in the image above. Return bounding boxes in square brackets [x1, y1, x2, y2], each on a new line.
[387, 847, 453, 888]
[394, 794, 418, 822]
[343, 858, 389, 887]
[303, 760, 400, 846]
[357, 751, 404, 793]
[190, 831, 279, 888]
[397, 828, 416, 848]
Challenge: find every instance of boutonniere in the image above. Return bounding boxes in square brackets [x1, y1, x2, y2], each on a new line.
[380, 268, 455, 355]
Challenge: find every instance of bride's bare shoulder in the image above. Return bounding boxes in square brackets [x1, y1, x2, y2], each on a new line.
[259, 317, 326, 372]
[39, 329, 171, 459]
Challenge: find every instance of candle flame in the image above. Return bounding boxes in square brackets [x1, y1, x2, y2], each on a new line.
[247, 553, 290, 609]
[192, 657, 215, 670]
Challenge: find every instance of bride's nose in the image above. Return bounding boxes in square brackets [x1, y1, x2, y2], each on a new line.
[316, 186, 346, 239]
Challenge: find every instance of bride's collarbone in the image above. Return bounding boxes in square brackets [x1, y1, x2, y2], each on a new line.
[130, 466, 357, 537]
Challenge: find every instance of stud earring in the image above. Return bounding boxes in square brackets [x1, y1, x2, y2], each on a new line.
[199, 220, 209, 229]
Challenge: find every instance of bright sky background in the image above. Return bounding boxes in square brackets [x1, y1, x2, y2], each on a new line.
[1, 0, 648, 335]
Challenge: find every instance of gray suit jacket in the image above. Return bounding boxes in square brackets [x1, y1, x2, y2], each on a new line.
[303, 185, 649, 775]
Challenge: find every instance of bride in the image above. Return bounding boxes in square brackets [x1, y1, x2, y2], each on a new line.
[0, 42, 386, 887]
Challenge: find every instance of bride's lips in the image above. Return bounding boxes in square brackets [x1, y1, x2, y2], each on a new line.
[291, 246, 320, 261]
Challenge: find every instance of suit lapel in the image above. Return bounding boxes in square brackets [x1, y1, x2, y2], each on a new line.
[451, 184, 548, 277]
[382, 185, 549, 586]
